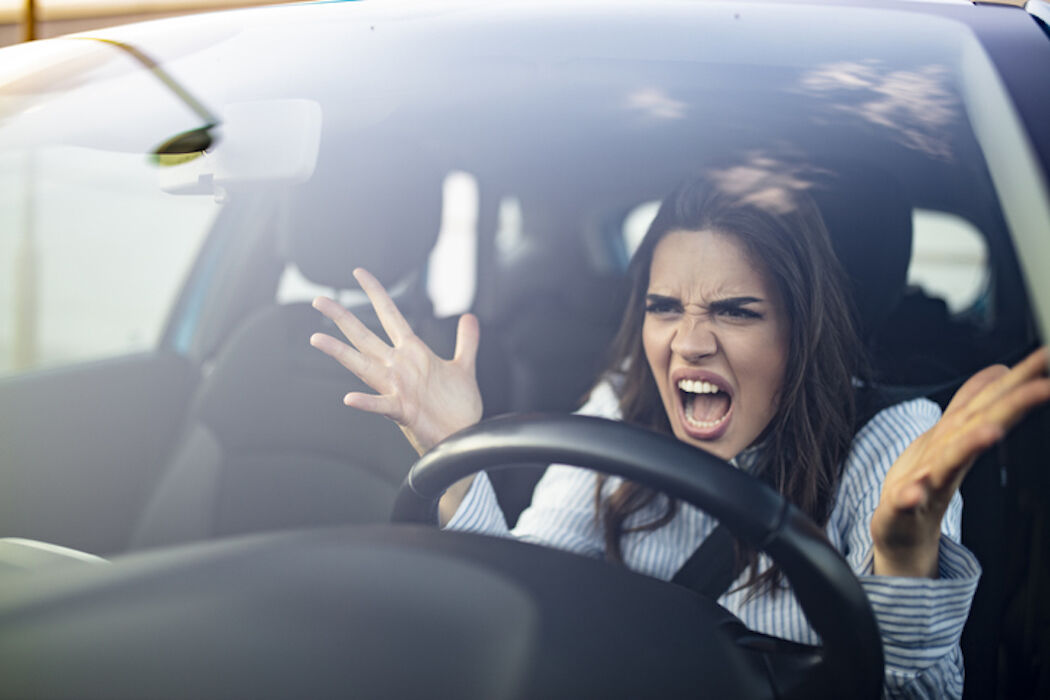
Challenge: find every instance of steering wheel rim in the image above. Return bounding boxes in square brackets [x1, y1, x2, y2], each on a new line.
[392, 413, 884, 700]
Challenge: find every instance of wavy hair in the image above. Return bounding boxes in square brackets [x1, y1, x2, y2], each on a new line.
[595, 174, 866, 596]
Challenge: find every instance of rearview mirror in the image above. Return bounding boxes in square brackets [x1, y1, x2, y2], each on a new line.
[159, 98, 322, 194]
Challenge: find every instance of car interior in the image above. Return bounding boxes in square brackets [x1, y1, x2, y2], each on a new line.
[1, 2, 1049, 696]
[107, 146, 1044, 697]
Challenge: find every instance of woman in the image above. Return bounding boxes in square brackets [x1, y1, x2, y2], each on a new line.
[309, 176, 1050, 698]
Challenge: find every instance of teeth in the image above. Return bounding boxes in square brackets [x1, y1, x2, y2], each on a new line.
[677, 379, 721, 394]
[684, 411, 729, 429]
[678, 378, 730, 430]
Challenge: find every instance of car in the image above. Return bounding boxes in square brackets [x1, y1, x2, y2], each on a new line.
[0, 0, 1048, 696]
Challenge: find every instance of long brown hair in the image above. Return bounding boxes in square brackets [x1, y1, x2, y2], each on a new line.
[596, 173, 866, 595]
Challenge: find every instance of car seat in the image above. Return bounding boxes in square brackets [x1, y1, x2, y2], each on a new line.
[809, 165, 913, 357]
[130, 141, 457, 549]
[813, 164, 1023, 699]
[471, 199, 629, 524]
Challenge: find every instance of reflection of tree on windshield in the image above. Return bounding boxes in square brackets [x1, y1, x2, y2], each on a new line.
[83, 39, 220, 164]
[0, 37, 219, 163]
[705, 154, 827, 215]
[797, 60, 960, 161]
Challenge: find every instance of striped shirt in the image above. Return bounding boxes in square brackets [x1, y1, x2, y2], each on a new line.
[446, 381, 981, 699]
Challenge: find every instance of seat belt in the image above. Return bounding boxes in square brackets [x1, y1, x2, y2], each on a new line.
[671, 522, 742, 598]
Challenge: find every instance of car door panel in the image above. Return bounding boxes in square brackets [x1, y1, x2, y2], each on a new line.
[0, 351, 198, 554]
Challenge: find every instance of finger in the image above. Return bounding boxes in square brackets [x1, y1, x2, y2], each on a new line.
[343, 391, 403, 422]
[308, 331, 394, 396]
[453, 313, 480, 371]
[353, 268, 414, 346]
[924, 421, 1002, 493]
[960, 347, 1049, 418]
[312, 296, 389, 357]
[310, 332, 388, 391]
[309, 331, 358, 365]
[915, 376, 1050, 504]
[1019, 345, 1050, 375]
[941, 364, 1006, 419]
[979, 375, 1050, 435]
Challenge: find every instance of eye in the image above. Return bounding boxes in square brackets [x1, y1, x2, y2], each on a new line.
[645, 296, 681, 315]
[711, 302, 763, 320]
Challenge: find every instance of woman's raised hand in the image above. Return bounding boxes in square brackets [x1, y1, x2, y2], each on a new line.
[871, 346, 1050, 578]
[309, 268, 483, 456]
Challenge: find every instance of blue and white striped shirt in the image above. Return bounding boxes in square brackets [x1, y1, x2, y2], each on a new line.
[446, 381, 981, 699]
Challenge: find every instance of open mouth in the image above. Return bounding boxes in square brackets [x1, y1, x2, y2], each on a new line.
[677, 378, 732, 437]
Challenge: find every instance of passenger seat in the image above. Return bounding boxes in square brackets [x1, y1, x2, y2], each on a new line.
[131, 143, 454, 549]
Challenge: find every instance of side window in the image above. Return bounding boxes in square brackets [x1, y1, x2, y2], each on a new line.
[0, 148, 219, 378]
[428, 171, 479, 317]
[621, 200, 660, 260]
[873, 209, 997, 383]
[493, 195, 526, 264]
[906, 209, 989, 315]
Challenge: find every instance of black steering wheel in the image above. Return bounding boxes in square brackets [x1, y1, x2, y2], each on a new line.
[392, 414, 884, 700]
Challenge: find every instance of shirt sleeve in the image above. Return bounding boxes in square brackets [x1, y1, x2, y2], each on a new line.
[443, 378, 621, 557]
[835, 398, 981, 699]
[443, 470, 512, 536]
[443, 463, 607, 558]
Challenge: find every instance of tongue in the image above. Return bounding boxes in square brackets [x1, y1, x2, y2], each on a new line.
[688, 393, 731, 422]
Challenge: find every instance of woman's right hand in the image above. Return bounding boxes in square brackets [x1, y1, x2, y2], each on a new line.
[310, 268, 483, 456]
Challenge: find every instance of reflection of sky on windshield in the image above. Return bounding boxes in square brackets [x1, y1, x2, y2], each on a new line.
[798, 60, 960, 161]
[625, 87, 686, 120]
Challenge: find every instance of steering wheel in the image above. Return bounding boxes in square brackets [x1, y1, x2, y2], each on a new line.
[392, 414, 884, 700]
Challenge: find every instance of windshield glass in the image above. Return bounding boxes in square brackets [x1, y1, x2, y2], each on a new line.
[0, 37, 224, 376]
[0, 0, 1043, 384]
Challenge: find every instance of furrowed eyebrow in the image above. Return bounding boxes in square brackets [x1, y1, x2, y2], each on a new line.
[710, 296, 764, 307]
[645, 294, 765, 307]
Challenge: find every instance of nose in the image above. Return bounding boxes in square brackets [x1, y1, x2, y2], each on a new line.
[670, 313, 718, 362]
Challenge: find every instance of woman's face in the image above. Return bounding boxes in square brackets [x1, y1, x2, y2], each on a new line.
[643, 229, 790, 460]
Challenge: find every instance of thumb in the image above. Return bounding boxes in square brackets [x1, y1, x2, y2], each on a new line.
[453, 313, 480, 371]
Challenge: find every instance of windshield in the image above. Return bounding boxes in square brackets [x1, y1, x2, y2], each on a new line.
[0, 0, 1045, 384]
[0, 37, 226, 375]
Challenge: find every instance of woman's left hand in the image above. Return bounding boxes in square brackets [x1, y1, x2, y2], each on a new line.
[871, 346, 1050, 578]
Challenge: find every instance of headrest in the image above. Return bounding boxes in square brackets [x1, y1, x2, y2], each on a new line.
[809, 165, 913, 342]
[283, 133, 443, 289]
